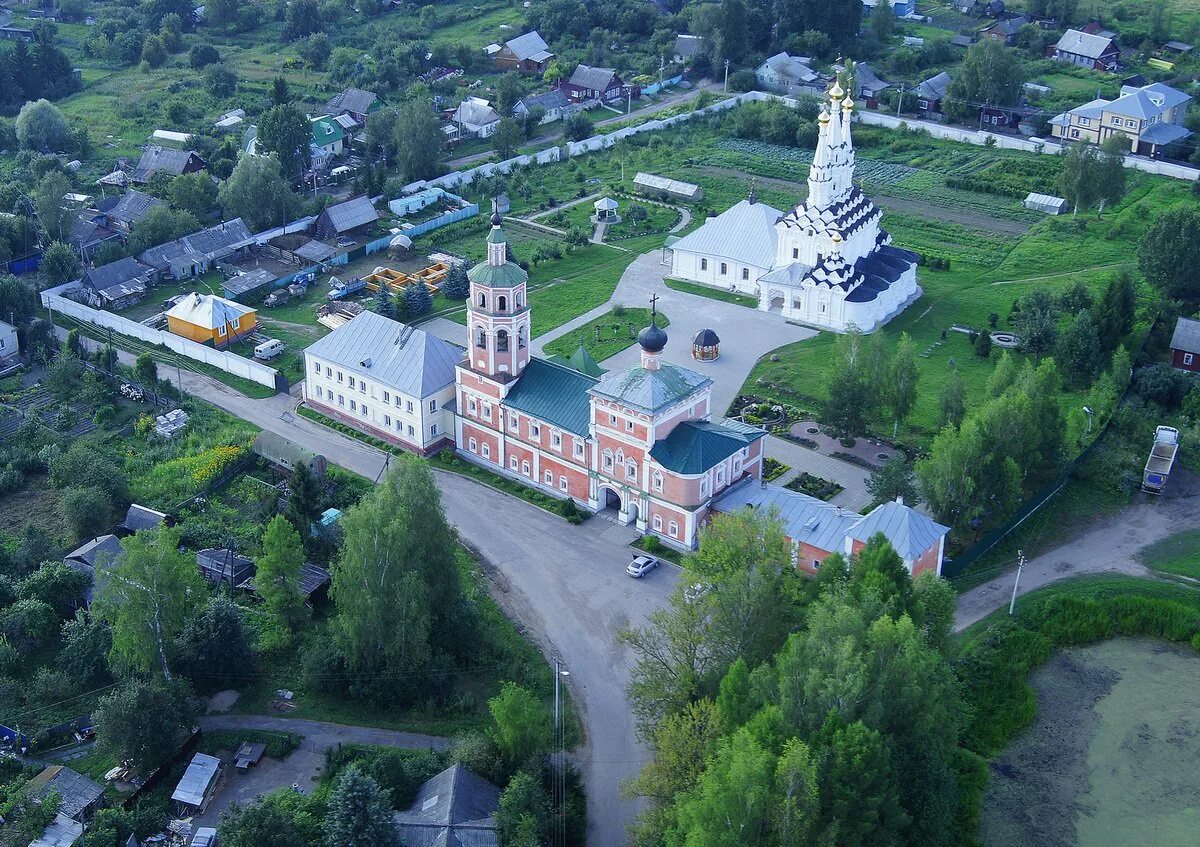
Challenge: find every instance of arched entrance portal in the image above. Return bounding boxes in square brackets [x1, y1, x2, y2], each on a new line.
[599, 486, 637, 526]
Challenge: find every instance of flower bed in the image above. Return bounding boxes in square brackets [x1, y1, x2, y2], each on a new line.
[785, 472, 844, 501]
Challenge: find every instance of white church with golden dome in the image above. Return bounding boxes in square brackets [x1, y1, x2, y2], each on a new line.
[669, 81, 921, 333]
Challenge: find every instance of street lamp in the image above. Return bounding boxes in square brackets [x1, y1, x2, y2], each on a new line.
[553, 661, 570, 847]
[1082, 406, 1094, 435]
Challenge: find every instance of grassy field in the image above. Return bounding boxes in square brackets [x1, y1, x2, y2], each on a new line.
[542, 307, 669, 362]
[1138, 527, 1200, 580]
[664, 278, 758, 308]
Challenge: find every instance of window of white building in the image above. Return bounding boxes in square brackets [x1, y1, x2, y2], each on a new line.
[700, 258, 708, 270]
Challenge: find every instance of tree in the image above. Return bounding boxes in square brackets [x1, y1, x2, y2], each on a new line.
[818, 720, 907, 846]
[986, 350, 1019, 397]
[59, 485, 115, 541]
[297, 32, 331, 69]
[494, 73, 524, 116]
[492, 118, 524, 159]
[916, 418, 984, 530]
[974, 328, 992, 358]
[324, 766, 396, 847]
[1055, 309, 1101, 386]
[92, 526, 206, 679]
[93, 677, 195, 773]
[489, 682, 552, 771]
[35, 171, 73, 242]
[1058, 142, 1098, 215]
[2, 597, 58, 653]
[392, 100, 444, 182]
[285, 460, 323, 535]
[1094, 271, 1136, 346]
[867, 456, 918, 507]
[133, 352, 158, 387]
[219, 790, 323, 847]
[258, 104, 311, 178]
[884, 332, 919, 435]
[774, 738, 820, 846]
[1139, 206, 1200, 301]
[175, 596, 255, 693]
[867, 0, 895, 42]
[19, 562, 89, 618]
[189, 43, 220, 68]
[403, 279, 433, 318]
[57, 611, 112, 689]
[1095, 136, 1127, 210]
[205, 65, 238, 97]
[673, 728, 776, 847]
[219, 154, 302, 232]
[330, 459, 464, 698]
[207, 0, 239, 27]
[140, 33, 167, 68]
[282, 0, 323, 41]
[713, 0, 750, 69]
[169, 172, 218, 218]
[564, 112, 593, 142]
[945, 39, 1023, 119]
[495, 770, 552, 847]
[1014, 288, 1059, 356]
[822, 367, 871, 439]
[41, 240, 79, 284]
[270, 75, 291, 106]
[257, 514, 308, 632]
[127, 206, 201, 254]
[442, 263, 470, 299]
[16, 99, 70, 151]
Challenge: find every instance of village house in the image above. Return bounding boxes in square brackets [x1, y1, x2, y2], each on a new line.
[96, 188, 162, 237]
[171, 754, 222, 815]
[63, 534, 124, 604]
[673, 34, 705, 64]
[862, 0, 917, 17]
[755, 52, 824, 96]
[844, 61, 890, 108]
[324, 88, 383, 125]
[455, 212, 767, 549]
[24, 767, 106, 824]
[514, 89, 579, 124]
[1169, 317, 1200, 373]
[669, 82, 921, 333]
[139, 218, 254, 280]
[1053, 28, 1121, 71]
[490, 30, 554, 74]
[67, 214, 120, 260]
[713, 484, 950, 576]
[79, 257, 156, 310]
[1049, 81, 1191, 155]
[980, 14, 1030, 45]
[310, 115, 346, 165]
[303, 310, 462, 455]
[165, 292, 256, 348]
[450, 96, 502, 138]
[129, 145, 206, 184]
[561, 65, 636, 105]
[393, 765, 500, 846]
[915, 70, 952, 115]
[313, 195, 379, 240]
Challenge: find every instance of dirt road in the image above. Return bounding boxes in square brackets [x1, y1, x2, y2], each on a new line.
[953, 474, 1200, 632]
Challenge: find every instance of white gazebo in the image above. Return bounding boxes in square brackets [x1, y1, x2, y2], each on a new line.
[592, 196, 620, 224]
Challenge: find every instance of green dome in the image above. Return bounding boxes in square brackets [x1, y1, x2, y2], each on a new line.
[468, 260, 528, 289]
[486, 225, 507, 244]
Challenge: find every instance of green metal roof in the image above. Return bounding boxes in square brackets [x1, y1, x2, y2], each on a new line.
[590, 362, 711, 414]
[503, 358, 597, 436]
[486, 225, 507, 244]
[467, 260, 528, 289]
[547, 345, 605, 377]
[311, 116, 345, 147]
[649, 420, 765, 475]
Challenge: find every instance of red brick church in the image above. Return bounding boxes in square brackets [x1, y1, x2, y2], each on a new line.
[454, 212, 767, 549]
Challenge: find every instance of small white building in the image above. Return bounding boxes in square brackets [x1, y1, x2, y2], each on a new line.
[171, 753, 222, 815]
[451, 97, 502, 138]
[0, 319, 18, 368]
[303, 310, 462, 455]
[755, 52, 824, 95]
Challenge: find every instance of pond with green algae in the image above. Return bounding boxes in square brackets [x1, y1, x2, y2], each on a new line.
[982, 638, 1200, 847]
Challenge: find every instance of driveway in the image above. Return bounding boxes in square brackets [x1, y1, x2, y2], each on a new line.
[953, 474, 1200, 632]
[192, 715, 448, 828]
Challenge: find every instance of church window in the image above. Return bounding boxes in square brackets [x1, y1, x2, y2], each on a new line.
[348, 376, 355, 388]
[626, 418, 634, 431]
[384, 414, 391, 426]
[383, 391, 390, 403]
[407, 400, 414, 413]
[326, 366, 332, 377]
[793, 298, 802, 309]
[560, 476, 568, 491]
[336, 371, 343, 383]
[312, 361, 320, 374]
[359, 382, 366, 394]
[716, 466, 725, 485]
[820, 303, 826, 313]
[475, 327, 486, 348]
[483, 403, 492, 420]
[522, 460, 530, 476]
[337, 394, 344, 406]
[700, 477, 709, 498]
[700, 258, 708, 271]
[469, 398, 477, 414]
[552, 432, 562, 449]
[668, 521, 678, 538]
[469, 438, 477, 453]
[574, 441, 584, 458]
[315, 386, 324, 398]
[734, 457, 742, 474]
[531, 423, 541, 440]
[509, 414, 519, 432]
[653, 515, 662, 531]
[742, 268, 749, 280]
[510, 456, 519, 470]
[350, 399, 357, 412]
[482, 443, 490, 458]
[609, 413, 617, 426]
[517, 291, 523, 307]
[431, 423, 438, 436]
[792, 247, 799, 259]
[360, 405, 368, 417]
[498, 295, 507, 311]
[603, 450, 613, 470]
[518, 326, 527, 349]
[719, 262, 727, 275]
[429, 399, 437, 412]
[626, 461, 637, 480]
[497, 330, 509, 352]
[616, 449, 625, 465]
[478, 293, 487, 308]
[652, 471, 663, 493]
[408, 424, 415, 437]
[544, 470, 553, 484]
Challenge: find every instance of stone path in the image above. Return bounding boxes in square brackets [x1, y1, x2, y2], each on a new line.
[764, 435, 873, 512]
[590, 221, 608, 243]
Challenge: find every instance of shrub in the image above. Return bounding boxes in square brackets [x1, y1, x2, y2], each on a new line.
[640, 534, 662, 554]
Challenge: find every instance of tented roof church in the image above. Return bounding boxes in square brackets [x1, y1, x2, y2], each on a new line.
[668, 81, 921, 333]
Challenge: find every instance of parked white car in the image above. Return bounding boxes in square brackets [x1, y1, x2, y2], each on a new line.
[626, 555, 660, 578]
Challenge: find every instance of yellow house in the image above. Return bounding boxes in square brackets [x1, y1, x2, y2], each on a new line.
[166, 293, 257, 348]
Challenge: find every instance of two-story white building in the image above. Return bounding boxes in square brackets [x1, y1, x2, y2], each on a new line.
[302, 310, 462, 455]
[1049, 81, 1192, 156]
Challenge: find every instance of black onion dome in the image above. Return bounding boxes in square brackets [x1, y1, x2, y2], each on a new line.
[638, 317, 668, 353]
[490, 209, 502, 226]
[693, 328, 720, 346]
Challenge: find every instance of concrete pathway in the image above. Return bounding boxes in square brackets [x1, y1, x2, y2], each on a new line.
[763, 435, 873, 513]
[590, 221, 608, 243]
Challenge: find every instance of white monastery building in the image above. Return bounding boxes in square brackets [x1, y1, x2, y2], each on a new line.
[303, 310, 462, 455]
[669, 80, 921, 332]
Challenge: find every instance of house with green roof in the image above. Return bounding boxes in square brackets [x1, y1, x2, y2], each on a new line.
[310, 115, 346, 166]
[453, 212, 767, 550]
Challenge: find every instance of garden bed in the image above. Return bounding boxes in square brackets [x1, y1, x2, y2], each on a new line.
[542, 307, 669, 363]
[784, 472, 844, 501]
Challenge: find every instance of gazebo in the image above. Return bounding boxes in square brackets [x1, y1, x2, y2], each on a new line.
[592, 196, 620, 224]
[692, 328, 720, 361]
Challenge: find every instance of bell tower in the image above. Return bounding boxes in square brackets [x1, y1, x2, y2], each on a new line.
[466, 208, 531, 380]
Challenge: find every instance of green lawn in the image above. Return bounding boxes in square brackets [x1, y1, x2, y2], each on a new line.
[1139, 527, 1200, 580]
[543, 307, 669, 362]
[665, 278, 758, 308]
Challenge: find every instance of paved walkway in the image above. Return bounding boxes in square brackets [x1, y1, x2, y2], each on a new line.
[193, 715, 448, 828]
[763, 435, 872, 512]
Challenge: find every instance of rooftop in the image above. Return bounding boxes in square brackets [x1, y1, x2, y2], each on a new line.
[325, 88, 381, 116]
[120, 503, 168, 533]
[171, 753, 221, 808]
[649, 419, 764, 475]
[568, 64, 620, 91]
[319, 196, 379, 234]
[847, 499, 949, 560]
[393, 764, 500, 847]
[1056, 27, 1117, 59]
[669, 198, 782, 269]
[25, 766, 105, 821]
[166, 293, 255, 330]
[1170, 316, 1200, 354]
[504, 358, 598, 436]
[714, 482, 861, 555]
[304, 310, 462, 398]
[590, 361, 711, 415]
[760, 52, 820, 83]
[503, 30, 551, 62]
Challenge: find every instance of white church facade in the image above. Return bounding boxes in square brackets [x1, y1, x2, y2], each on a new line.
[669, 82, 921, 333]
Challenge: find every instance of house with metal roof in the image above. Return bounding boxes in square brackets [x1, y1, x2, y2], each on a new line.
[915, 71, 952, 114]
[455, 214, 767, 549]
[673, 34, 705, 63]
[561, 65, 636, 105]
[310, 115, 346, 163]
[165, 292, 257, 348]
[492, 30, 554, 73]
[171, 753, 222, 814]
[79, 257, 156, 310]
[513, 89, 578, 124]
[119, 503, 170, 534]
[1049, 81, 1191, 155]
[29, 813, 84, 847]
[1054, 28, 1120, 71]
[1169, 316, 1200, 373]
[393, 764, 500, 847]
[755, 52, 825, 95]
[68, 214, 121, 260]
[862, 0, 916, 17]
[129, 145, 206, 184]
[97, 189, 162, 235]
[314, 196, 379, 239]
[139, 218, 254, 280]
[324, 88, 383, 124]
[980, 14, 1030, 45]
[196, 548, 256, 586]
[450, 97, 502, 139]
[668, 196, 784, 292]
[64, 534, 124, 603]
[633, 172, 703, 202]
[25, 767, 106, 823]
[714, 482, 950, 576]
[303, 310, 462, 454]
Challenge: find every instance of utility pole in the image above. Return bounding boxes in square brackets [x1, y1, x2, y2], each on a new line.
[659, 55, 665, 89]
[1009, 550, 1026, 615]
[895, 83, 905, 117]
[723, 59, 730, 93]
[553, 660, 570, 847]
